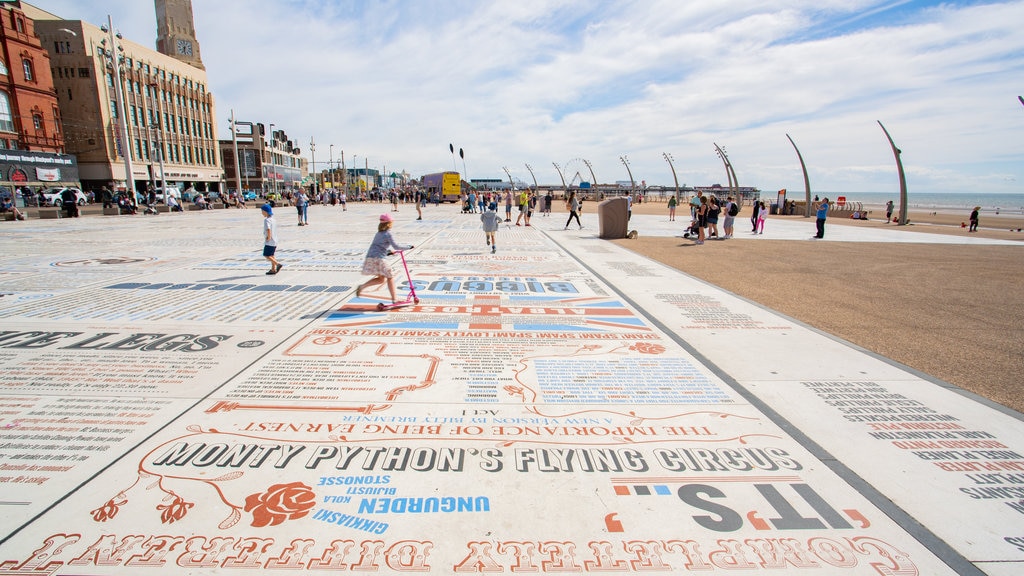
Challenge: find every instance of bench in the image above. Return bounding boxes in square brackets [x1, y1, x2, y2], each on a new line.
[38, 208, 61, 219]
[103, 207, 121, 216]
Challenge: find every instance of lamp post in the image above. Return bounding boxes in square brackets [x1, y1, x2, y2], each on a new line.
[662, 152, 680, 201]
[713, 143, 739, 200]
[619, 156, 635, 196]
[228, 110, 242, 199]
[502, 166, 514, 190]
[267, 123, 278, 198]
[581, 159, 597, 196]
[100, 15, 136, 206]
[310, 136, 317, 197]
[524, 163, 538, 189]
[148, 77, 168, 197]
[552, 162, 567, 194]
[329, 144, 334, 189]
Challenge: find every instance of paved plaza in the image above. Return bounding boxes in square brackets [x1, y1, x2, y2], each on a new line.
[0, 202, 1022, 575]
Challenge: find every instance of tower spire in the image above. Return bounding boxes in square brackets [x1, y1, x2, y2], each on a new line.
[154, 0, 204, 69]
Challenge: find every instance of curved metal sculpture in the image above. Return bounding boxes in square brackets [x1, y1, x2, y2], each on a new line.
[552, 162, 567, 192]
[713, 143, 738, 199]
[662, 152, 680, 200]
[786, 134, 812, 217]
[878, 120, 908, 225]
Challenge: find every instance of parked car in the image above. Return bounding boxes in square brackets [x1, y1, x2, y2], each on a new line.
[243, 190, 258, 201]
[43, 187, 88, 206]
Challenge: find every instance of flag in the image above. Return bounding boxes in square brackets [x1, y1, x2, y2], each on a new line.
[449, 143, 454, 154]
[459, 148, 464, 159]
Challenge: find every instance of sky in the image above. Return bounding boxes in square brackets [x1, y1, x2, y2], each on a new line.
[27, 0, 1024, 194]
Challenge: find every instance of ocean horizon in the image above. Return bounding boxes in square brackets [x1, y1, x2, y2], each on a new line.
[778, 191, 1024, 214]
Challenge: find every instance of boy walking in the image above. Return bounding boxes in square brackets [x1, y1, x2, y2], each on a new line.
[261, 203, 282, 274]
[481, 202, 500, 254]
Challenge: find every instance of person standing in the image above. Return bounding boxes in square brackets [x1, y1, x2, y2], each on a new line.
[481, 202, 500, 254]
[886, 200, 895, 223]
[503, 190, 513, 222]
[707, 196, 721, 238]
[261, 204, 282, 274]
[755, 201, 767, 234]
[695, 195, 708, 245]
[722, 195, 737, 239]
[667, 195, 677, 221]
[563, 191, 582, 230]
[689, 191, 702, 220]
[543, 190, 553, 216]
[60, 187, 80, 218]
[813, 197, 830, 239]
[295, 190, 308, 226]
[514, 189, 529, 226]
[356, 213, 414, 303]
[969, 206, 980, 232]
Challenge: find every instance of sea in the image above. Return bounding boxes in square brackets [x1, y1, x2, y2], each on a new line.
[800, 192, 1024, 214]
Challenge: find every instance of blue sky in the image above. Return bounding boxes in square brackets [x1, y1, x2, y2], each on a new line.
[28, 0, 1024, 194]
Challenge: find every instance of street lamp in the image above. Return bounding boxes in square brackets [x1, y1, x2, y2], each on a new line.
[228, 110, 242, 199]
[524, 163, 538, 189]
[310, 136, 317, 197]
[268, 123, 278, 199]
[619, 155, 635, 196]
[713, 143, 739, 199]
[99, 16, 136, 206]
[329, 144, 334, 189]
[662, 152, 680, 200]
[148, 76, 168, 197]
[552, 162, 567, 193]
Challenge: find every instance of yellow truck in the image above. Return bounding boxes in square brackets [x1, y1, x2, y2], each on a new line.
[421, 172, 461, 203]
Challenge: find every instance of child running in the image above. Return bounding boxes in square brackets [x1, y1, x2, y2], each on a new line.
[481, 202, 500, 254]
[356, 213, 414, 303]
[261, 204, 282, 274]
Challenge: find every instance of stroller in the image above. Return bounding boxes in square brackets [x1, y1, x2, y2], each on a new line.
[682, 219, 700, 239]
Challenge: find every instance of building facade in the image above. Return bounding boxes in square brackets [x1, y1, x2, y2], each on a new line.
[220, 121, 306, 198]
[24, 2, 223, 195]
[0, 2, 80, 191]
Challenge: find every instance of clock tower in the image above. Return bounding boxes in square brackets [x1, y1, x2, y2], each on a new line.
[155, 0, 204, 70]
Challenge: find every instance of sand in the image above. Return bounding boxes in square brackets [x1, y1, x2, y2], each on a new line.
[608, 198, 1024, 414]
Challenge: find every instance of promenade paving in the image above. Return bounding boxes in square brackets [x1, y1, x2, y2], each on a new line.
[0, 202, 1021, 575]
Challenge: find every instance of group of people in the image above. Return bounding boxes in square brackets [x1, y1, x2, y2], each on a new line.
[682, 192, 834, 243]
[686, 191, 742, 245]
[458, 189, 557, 227]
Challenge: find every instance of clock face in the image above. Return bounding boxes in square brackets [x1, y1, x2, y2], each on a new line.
[176, 39, 193, 56]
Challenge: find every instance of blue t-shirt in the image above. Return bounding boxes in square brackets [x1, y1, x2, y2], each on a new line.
[816, 203, 829, 219]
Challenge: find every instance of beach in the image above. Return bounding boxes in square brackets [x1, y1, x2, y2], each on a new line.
[608, 198, 1024, 414]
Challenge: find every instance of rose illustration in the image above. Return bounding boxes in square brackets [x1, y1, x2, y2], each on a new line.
[90, 497, 126, 522]
[244, 482, 316, 527]
[157, 495, 194, 524]
[631, 342, 665, 355]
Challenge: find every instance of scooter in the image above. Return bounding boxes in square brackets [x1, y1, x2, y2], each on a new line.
[376, 249, 420, 311]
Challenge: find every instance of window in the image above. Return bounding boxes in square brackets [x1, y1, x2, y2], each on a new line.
[22, 59, 34, 82]
[32, 114, 43, 131]
[0, 60, 7, 75]
[78, 67, 89, 78]
[0, 93, 14, 132]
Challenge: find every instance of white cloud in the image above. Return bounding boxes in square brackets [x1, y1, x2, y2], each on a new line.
[27, 0, 1024, 194]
